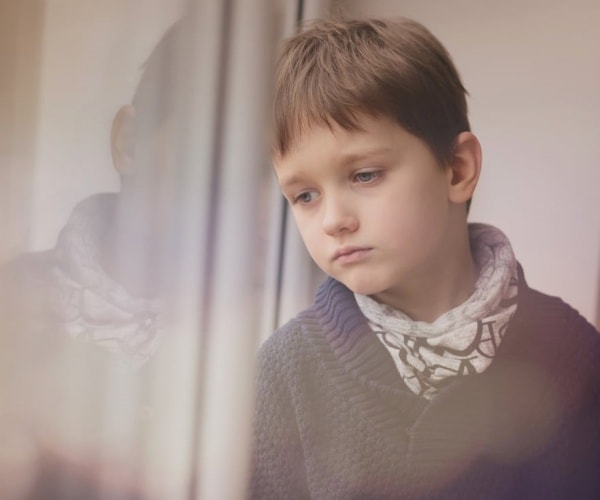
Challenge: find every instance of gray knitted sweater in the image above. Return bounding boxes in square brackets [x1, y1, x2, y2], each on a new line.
[250, 269, 600, 499]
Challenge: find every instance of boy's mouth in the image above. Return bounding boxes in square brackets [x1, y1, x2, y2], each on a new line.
[333, 246, 372, 264]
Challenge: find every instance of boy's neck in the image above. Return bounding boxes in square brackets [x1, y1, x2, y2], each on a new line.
[372, 223, 478, 323]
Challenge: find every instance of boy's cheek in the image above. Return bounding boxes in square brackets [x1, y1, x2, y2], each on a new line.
[300, 232, 328, 267]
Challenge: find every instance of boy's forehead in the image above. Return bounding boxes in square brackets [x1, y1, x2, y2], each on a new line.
[276, 113, 400, 150]
[273, 115, 405, 175]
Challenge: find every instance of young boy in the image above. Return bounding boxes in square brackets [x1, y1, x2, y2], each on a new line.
[250, 17, 600, 499]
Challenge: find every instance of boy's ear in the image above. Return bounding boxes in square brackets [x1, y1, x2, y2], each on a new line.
[446, 132, 482, 205]
[110, 104, 136, 177]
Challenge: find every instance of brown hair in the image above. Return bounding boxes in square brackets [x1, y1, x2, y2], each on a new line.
[273, 18, 470, 163]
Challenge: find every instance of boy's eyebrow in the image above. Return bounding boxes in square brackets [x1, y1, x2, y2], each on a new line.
[338, 147, 393, 165]
[277, 147, 393, 189]
[277, 173, 306, 189]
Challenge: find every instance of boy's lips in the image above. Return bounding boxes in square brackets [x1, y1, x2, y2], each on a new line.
[333, 246, 372, 264]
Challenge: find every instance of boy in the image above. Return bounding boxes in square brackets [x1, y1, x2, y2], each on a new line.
[251, 18, 600, 499]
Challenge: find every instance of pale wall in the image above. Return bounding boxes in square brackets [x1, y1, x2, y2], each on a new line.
[340, 0, 600, 327]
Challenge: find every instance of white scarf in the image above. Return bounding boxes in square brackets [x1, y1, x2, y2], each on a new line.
[354, 223, 518, 399]
[51, 194, 163, 368]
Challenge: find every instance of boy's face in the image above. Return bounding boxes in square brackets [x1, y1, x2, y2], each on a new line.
[274, 115, 458, 306]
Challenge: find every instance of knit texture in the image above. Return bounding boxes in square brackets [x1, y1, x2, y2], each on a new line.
[250, 267, 600, 499]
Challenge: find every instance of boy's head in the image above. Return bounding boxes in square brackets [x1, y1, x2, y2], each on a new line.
[273, 17, 470, 165]
[272, 18, 482, 318]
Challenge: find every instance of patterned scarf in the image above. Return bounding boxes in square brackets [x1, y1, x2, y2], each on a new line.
[50, 194, 163, 368]
[354, 223, 518, 399]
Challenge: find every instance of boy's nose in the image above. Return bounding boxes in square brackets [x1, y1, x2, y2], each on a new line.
[322, 195, 358, 236]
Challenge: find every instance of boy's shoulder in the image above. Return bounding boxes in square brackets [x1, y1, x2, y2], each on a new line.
[258, 276, 358, 359]
[517, 274, 598, 337]
[257, 309, 318, 369]
[509, 272, 600, 390]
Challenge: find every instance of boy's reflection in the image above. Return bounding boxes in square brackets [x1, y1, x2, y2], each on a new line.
[1, 21, 185, 499]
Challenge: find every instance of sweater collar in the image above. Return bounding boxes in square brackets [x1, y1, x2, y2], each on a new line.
[311, 277, 414, 394]
[310, 264, 531, 397]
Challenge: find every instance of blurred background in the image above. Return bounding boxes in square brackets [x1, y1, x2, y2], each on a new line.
[0, 0, 598, 499]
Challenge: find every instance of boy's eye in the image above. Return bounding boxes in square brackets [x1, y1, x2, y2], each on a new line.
[353, 170, 381, 183]
[293, 190, 318, 205]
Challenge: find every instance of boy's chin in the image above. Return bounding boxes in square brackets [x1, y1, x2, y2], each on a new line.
[334, 275, 384, 297]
